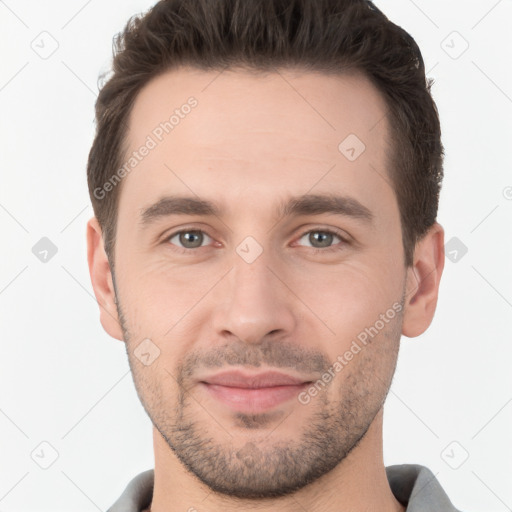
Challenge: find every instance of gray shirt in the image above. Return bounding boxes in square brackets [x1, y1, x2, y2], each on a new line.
[107, 464, 462, 511]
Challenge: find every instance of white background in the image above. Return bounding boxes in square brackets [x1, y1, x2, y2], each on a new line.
[0, 1, 511, 510]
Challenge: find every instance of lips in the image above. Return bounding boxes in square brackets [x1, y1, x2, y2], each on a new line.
[198, 370, 313, 413]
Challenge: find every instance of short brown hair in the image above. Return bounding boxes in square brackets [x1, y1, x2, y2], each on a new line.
[87, 0, 444, 269]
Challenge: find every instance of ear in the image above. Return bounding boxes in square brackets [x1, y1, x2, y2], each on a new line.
[86, 216, 124, 341]
[402, 222, 445, 338]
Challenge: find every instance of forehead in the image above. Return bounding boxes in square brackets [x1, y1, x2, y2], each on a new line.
[119, 66, 395, 224]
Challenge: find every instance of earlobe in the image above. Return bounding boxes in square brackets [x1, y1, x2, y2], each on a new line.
[86, 216, 124, 341]
[402, 222, 445, 338]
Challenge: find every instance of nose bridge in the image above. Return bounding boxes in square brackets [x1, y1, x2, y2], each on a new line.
[231, 244, 273, 300]
[213, 240, 296, 344]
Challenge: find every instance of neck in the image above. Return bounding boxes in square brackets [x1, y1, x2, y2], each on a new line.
[146, 409, 405, 512]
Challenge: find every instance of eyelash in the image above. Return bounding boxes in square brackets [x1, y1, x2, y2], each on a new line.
[163, 227, 350, 255]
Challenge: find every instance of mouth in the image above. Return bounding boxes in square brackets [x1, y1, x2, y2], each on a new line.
[198, 370, 313, 413]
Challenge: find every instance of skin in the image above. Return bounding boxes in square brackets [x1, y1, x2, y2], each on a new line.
[87, 66, 445, 512]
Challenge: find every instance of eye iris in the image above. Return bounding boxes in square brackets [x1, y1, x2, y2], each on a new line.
[175, 231, 336, 249]
[310, 231, 333, 248]
[180, 231, 203, 248]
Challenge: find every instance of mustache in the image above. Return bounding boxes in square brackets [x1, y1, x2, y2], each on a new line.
[178, 338, 331, 380]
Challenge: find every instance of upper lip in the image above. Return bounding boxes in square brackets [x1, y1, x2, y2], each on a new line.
[200, 370, 312, 389]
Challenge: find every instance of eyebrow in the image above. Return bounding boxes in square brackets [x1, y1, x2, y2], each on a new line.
[139, 193, 374, 228]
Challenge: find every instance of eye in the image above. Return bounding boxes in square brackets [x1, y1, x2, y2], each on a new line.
[295, 228, 348, 252]
[166, 229, 213, 251]
[163, 227, 349, 254]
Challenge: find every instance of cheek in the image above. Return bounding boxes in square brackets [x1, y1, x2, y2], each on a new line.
[306, 257, 403, 333]
[127, 354, 176, 422]
[119, 258, 217, 331]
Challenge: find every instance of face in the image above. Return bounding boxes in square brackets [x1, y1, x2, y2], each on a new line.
[99, 67, 414, 498]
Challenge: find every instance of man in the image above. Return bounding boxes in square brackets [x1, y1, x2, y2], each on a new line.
[86, 0, 461, 510]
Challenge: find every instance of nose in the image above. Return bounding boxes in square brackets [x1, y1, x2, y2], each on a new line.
[211, 247, 297, 345]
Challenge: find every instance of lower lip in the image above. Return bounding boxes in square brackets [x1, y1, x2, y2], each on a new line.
[200, 382, 310, 413]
